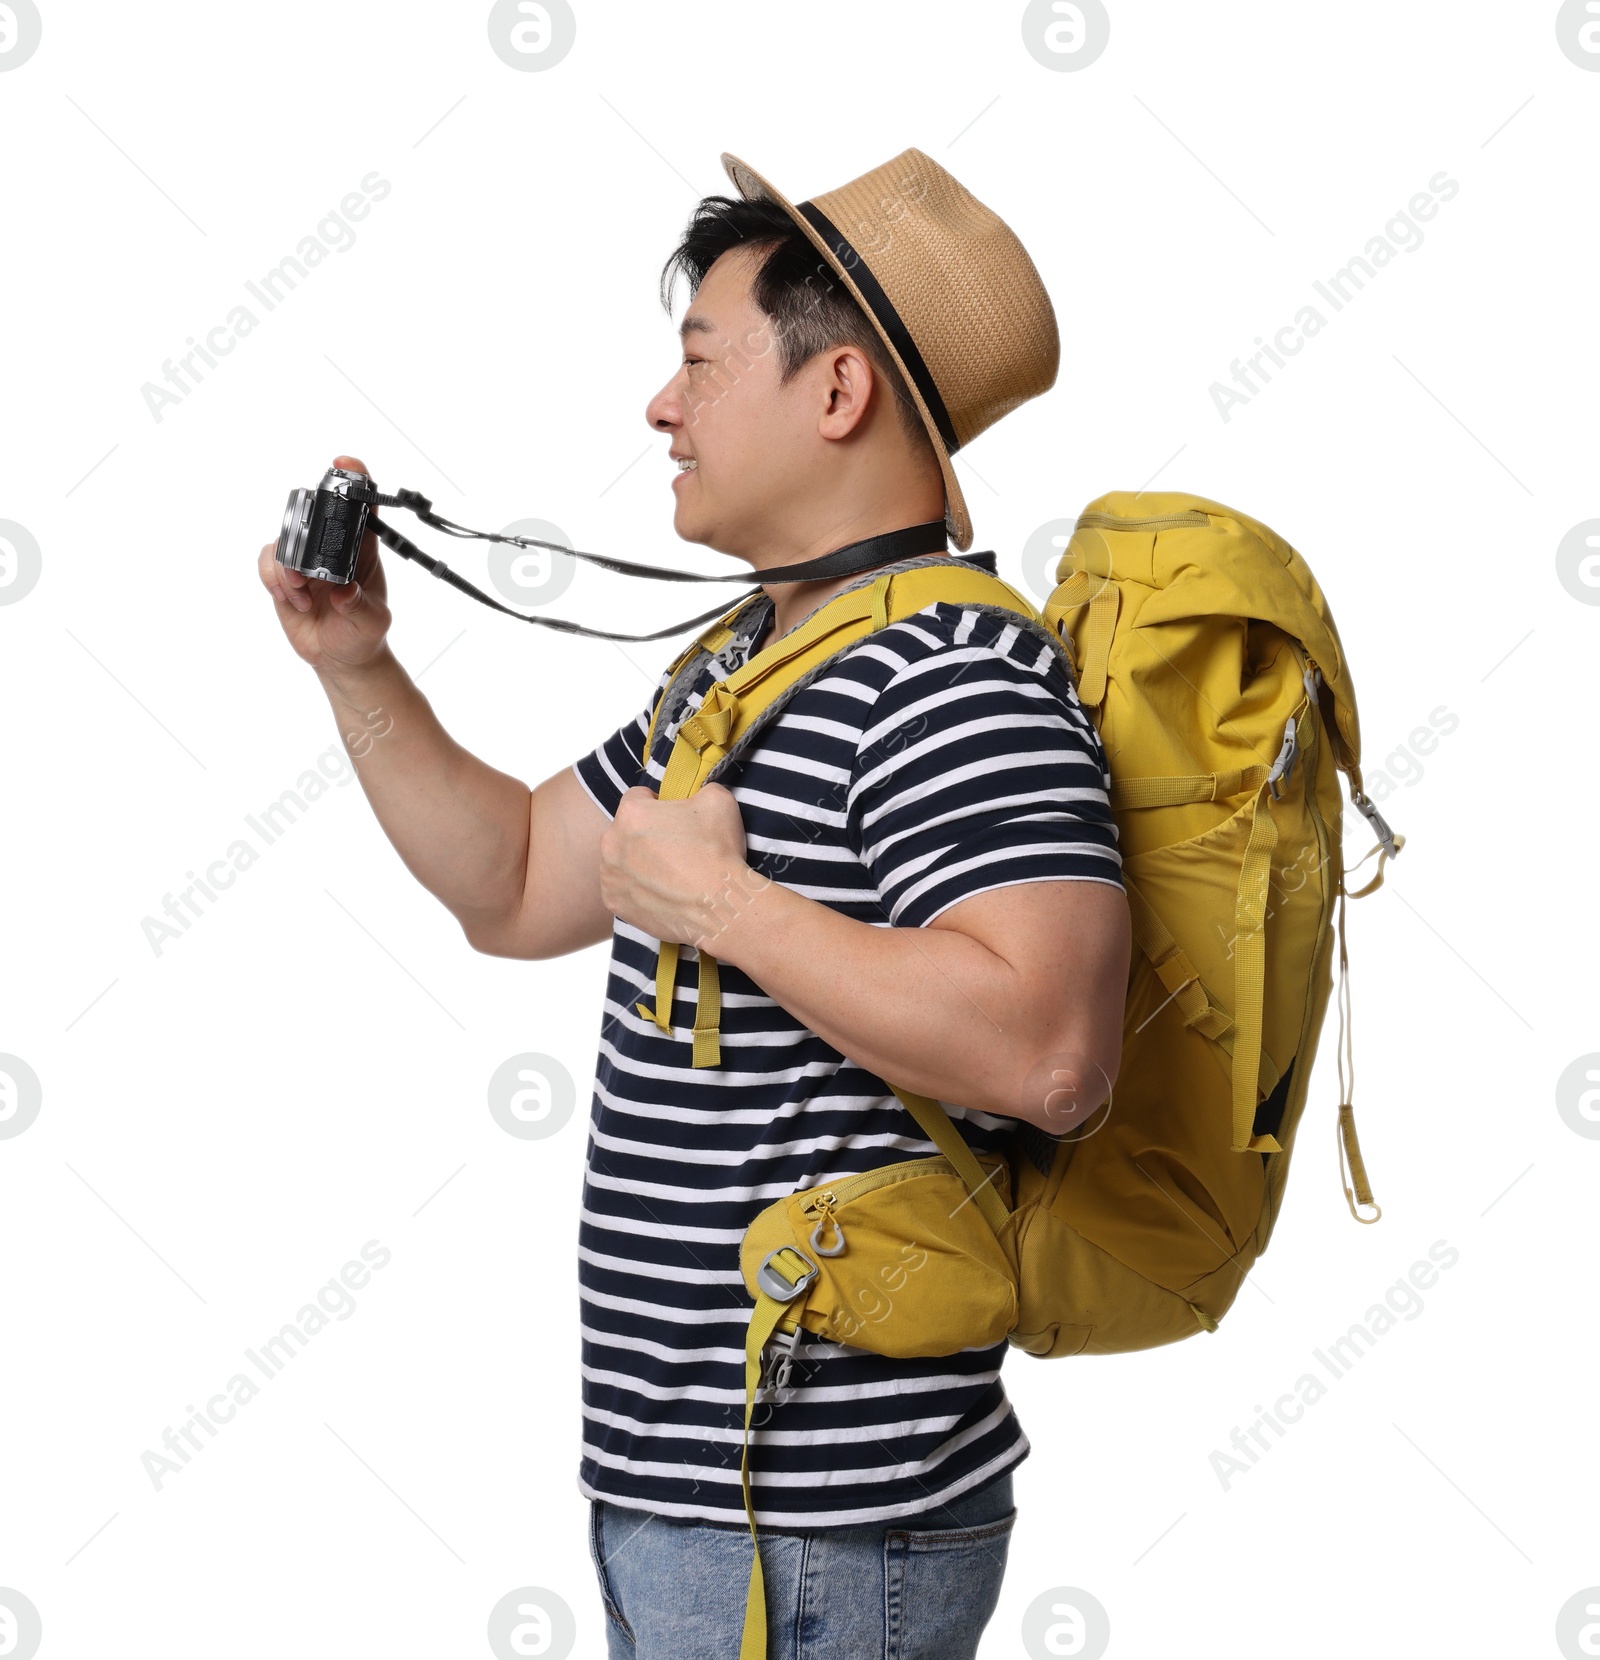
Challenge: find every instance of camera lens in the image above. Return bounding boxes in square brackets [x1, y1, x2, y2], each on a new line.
[275, 488, 314, 569]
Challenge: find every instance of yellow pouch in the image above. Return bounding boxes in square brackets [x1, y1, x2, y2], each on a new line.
[739, 1152, 1017, 1359]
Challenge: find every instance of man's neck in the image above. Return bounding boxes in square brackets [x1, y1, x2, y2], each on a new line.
[754, 518, 949, 644]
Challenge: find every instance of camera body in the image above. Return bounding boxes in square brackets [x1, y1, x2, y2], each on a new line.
[275, 466, 377, 584]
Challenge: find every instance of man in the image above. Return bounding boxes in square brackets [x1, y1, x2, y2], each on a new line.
[259, 147, 1129, 1659]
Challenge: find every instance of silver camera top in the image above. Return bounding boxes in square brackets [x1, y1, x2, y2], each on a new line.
[320, 466, 377, 499]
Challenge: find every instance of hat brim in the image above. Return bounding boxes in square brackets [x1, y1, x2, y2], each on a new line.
[720, 151, 973, 553]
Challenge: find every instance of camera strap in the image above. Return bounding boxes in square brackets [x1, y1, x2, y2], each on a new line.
[366, 489, 967, 643]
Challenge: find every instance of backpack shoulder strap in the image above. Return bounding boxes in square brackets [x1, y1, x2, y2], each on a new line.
[666, 560, 1050, 799]
[892, 1087, 1010, 1235]
[635, 558, 1048, 1067]
[640, 597, 762, 768]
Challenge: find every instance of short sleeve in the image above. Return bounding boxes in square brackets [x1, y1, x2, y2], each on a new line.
[571, 670, 670, 819]
[847, 628, 1123, 928]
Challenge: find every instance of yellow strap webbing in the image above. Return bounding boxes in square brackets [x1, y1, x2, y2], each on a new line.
[1337, 1104, 1378, 1219]
[634, 940, 680, 1035]
[738, 1290, 789, 1660]
[1331, 889, 1381, 1222]
[1042, 568, 1119, 707]
[738, 1246, 817, 1659]
[691, 951, 721, 1067]
[1074, 581, 1119, 709]
[1041, 568, 1091, 635]
[635, 946, 721, 1065]
[1343, 833, 1405, 899]
[1124, 882, 1234, 1044]
[1112, 766, 1271, 811]
[891, 1087, 1010, 1236]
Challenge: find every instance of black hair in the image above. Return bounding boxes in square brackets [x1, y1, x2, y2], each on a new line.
[659, 194, 933, 454]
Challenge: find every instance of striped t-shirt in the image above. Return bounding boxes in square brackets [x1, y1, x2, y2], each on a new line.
[570, 561, 1123, 1528]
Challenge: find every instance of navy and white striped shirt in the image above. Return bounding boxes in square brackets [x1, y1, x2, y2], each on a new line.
[570, 576, 1122, 1528]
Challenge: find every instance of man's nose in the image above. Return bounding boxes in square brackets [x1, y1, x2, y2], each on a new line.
[645, 372, 683, 432]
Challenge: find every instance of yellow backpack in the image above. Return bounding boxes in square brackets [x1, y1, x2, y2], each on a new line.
[636, 495, 1402, 1660]
[1015, 490, 1399, 1353]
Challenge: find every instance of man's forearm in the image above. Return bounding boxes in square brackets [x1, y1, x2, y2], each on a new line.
[316, 647, 532, 940]
[702, 873, 1113, 1129]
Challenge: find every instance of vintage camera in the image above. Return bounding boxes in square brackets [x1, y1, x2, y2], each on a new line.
[275, 466, 378, 585]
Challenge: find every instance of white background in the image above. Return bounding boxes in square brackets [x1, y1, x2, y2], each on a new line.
[1, 2, 1595, 1656]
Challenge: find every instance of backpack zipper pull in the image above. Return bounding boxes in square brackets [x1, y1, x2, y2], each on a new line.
[806, 1192, 847, 1258]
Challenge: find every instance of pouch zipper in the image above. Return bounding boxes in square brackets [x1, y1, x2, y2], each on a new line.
[1074, 510, 1211, 533]
[798, 1155, 981, 1215]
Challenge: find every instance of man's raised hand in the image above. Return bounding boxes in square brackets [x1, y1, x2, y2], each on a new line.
[599, 783, 761, 948]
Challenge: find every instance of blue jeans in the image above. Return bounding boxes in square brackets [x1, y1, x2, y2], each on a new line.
[587, 1471, 1016, 1659]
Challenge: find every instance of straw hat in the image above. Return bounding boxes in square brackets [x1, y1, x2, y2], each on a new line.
[721, 147, 1060, 552]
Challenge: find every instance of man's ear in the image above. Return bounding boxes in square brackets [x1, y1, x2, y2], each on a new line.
[817, 344, 877, 441]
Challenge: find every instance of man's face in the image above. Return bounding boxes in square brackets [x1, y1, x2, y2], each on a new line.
[645, 247, 822, 557]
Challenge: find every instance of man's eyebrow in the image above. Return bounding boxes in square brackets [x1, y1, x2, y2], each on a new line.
[678, 313, 717, 340]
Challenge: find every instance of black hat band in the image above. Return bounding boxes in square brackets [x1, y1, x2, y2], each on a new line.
[795, 199, 962, 458]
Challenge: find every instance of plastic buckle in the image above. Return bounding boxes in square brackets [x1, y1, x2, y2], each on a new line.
[1267, 717, 1299, 801]
[1349, 790, 1400, 860]
[762, 1325, 802, 1394]
[755, 1249, 817, 1304]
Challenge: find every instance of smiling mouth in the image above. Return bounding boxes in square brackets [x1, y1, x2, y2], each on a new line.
[676, 458, 698, 472]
